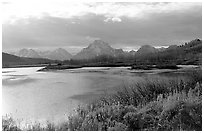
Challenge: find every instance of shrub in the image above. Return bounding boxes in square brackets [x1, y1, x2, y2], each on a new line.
[108, 122, 128, 131]
[2, 115, 20, 131]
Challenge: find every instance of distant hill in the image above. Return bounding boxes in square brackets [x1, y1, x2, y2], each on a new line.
[135, 39, 202, 65]
[2, 52, 58, 68]
[2, 52, 25, 64]
[11, 48, 72, 61]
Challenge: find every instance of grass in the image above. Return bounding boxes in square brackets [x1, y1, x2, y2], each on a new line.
[2, 69, 202, 131]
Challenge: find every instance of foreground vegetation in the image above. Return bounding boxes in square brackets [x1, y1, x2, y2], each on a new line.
[2, 69, 202, 131]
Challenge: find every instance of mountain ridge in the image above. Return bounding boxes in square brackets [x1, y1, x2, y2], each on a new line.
[73, 40, 116, 60]
[2, 52, 58, 68]
[10, 48, 73, 61]
[4, 38, 201, 65]
[73, 40, 170, 60]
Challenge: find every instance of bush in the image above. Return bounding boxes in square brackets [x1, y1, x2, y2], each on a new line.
[64, 76, 201, 131]
[108, 122, 128, 131]
[2, 115, 20, 131]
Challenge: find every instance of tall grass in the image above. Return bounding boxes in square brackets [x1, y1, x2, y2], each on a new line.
[2, 69, 202, 131]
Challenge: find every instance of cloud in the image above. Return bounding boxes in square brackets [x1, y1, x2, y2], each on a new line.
[85, 36, 100, 42]
[2, 1, 201, 24]
[104, 17, 122, 23]
[2, 2, 202, 53]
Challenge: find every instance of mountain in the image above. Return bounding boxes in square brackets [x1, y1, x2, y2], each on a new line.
[129, 50, 136, 56]
[136, 45, 158, 55]
[71, 39, 201, 65]
[2, 52, 25, 65]
[15, 48, 41, 58]
[157, 47, 166, 52]
[135, 39, 202, 65]
[182, 39, 202, 52]
[167, 45, 177, 50]
[5, 39, 201, 66]
[73, 40, 117, 60]
[39, 48, 72, 61]
[2, 52, 57, 68]
[11, 48, 72, 61]
[114, 49, 125, 57]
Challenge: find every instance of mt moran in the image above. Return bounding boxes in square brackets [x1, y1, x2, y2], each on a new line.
[73, 40, 126, 60]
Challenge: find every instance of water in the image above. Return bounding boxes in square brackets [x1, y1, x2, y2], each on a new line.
[2, 66, 190, 124]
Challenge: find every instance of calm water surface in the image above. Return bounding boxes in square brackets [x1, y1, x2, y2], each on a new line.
[2, 66, 189, 124]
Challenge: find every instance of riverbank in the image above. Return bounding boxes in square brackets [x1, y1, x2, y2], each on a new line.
[37, 62, 133, 71]
[2, 64, 50, 68]
[36, 63, 193, 72]
[37, 64, 83, 71]
[131, 64, 180, 70]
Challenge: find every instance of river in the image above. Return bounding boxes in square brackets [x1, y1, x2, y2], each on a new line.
[2, 66, 193, 125]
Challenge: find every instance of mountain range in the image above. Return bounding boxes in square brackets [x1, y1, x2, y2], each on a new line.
[2, 52, 58, 68]
[10, 48, 72, 61]
[3, 38, 202, 67]
[6, 40, 135, 61]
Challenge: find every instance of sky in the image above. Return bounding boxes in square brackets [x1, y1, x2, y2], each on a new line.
[2, 1, 202, 54]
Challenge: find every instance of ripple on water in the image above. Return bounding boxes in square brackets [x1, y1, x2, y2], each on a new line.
[2, 75, 36, 86]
